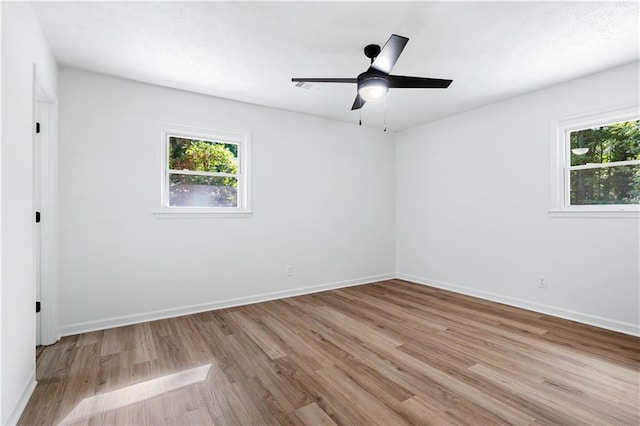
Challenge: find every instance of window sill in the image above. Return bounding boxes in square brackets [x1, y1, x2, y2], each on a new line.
[153, 210, 253, 219]
[548, 209, 639, 219]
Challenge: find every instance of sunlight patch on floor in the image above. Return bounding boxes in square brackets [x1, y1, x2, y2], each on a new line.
[59, 363, 211, 425]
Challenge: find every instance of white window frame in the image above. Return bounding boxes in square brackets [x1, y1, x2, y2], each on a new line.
[550, 106, 639, 218]
[154, 121, 252, 218]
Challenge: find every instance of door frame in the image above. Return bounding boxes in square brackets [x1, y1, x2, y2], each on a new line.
[34, 65, 59, 346]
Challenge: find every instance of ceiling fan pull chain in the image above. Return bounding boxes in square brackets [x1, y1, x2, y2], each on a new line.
[359, 107, 362, 126]
[383, 95, 387, 132]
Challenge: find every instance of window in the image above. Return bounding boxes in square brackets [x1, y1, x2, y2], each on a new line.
[552, 107, 639, 217]
[157, 122, 251, 217]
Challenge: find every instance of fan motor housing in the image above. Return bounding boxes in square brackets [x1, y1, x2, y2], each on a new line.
[357, 70, 389, 88]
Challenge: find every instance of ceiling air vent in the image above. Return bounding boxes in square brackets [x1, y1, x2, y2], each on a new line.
[294, 81, 321, 91]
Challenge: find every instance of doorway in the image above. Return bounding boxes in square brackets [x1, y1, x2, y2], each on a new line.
[34, 73, 58, 347]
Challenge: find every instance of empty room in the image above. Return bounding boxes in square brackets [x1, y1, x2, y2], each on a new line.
[2, 1, 639, 425]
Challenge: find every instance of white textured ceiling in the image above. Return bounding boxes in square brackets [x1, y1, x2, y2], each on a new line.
[31, 1, 639, 131]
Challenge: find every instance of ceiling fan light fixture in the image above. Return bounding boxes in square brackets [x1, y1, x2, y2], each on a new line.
[358, 77, 388, 102]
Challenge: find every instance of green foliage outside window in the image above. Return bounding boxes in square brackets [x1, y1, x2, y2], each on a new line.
[569, 120, 640, 205]
[168, 137, 239, 207]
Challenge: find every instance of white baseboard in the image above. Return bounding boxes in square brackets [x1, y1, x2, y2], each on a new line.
[397, 273, 640, 337]
[4, 373, 36, 426]
[59, 273, 395, 336]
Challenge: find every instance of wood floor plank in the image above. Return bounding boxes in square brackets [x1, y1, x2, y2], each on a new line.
[293, 402, 337, 426]
[19, 280, 640, 425]
[469, 362, 631, 424]
[400, 395, 462, 426]
[226, 311, 288, 360]
[314, 365, 411, 424]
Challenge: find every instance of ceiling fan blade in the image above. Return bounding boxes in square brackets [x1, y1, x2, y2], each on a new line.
[292, 78, 357, 84]
[351, 94, 365, 110]
[388, 75, 453, 89]
[369, 34, 409, 75]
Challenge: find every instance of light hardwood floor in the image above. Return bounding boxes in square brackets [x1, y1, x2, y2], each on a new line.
[19, 279, 640, 425]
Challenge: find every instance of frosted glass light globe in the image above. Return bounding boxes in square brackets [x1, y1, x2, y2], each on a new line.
[358, 82, 388, 102]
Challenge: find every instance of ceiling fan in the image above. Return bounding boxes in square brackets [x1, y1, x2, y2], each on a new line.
[292, 34, 453, 111]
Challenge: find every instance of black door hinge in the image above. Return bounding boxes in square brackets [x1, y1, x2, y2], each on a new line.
[35, 211, 41, 223]
[36, 122, 41, 134]
[36, 301, 41, 313]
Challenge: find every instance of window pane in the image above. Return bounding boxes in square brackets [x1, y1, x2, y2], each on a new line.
[570, 164, 640, 205]
[169, 136, 238, 173]
[570, 120, 639, 166]
[169, 174, 238, 207]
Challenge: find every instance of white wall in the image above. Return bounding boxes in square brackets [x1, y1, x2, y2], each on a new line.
[1, 2, 57, 424]
[59, 64, 639, 337]
[57, 68, 395, 333]
[396, 62, 640, 335]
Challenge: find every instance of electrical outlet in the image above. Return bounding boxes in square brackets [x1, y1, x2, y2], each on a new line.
[538, 275, 548, 289]
[286, 265, 294, 277]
